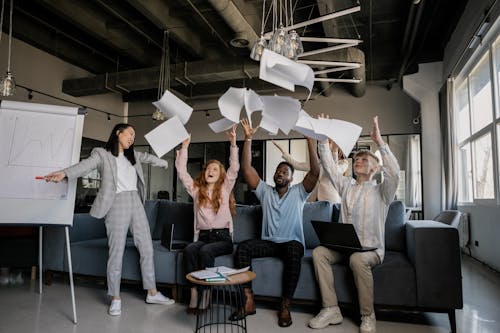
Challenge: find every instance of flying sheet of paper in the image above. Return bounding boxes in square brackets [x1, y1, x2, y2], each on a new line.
[312, 118, 362, 157]
[208, 118, 236, 133]
[259, 114, 279, 135]
[244, 89, 263, 127]
[152, 90, 193, 124]
[259, 49, 314, 94]
[260, 95, 301, 135]
[218, 87, 245, 123]
[293, 110, 328, 141]
[144, 116, 189, 157]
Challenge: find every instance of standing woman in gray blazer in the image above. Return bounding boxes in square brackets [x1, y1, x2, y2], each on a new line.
[44, 123, 174, 316]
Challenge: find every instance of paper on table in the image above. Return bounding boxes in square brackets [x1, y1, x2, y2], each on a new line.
[312, 118, 362, 157]
[293, 110, 328, 141]
[259, 49, 314, 94]
[208, 118, 236, 133]
[152, 90, 193, 125]
[218, 87, 245, 123]
[260, 95, 301, 135]
[144, 116, 189, 157]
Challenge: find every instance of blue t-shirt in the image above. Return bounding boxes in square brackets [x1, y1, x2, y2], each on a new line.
[255, 180, 310, 245]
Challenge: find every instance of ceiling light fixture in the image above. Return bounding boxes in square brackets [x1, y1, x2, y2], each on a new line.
[0, 0, 15, 96]
[152, 30, 169, 121]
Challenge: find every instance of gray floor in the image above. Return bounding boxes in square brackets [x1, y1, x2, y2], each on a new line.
[0, 255, 499, 333]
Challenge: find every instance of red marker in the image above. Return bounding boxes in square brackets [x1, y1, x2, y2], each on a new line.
[35, 176, 45, 180]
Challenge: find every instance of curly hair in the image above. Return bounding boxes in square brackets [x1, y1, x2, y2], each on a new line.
[193, 160, 236, 217]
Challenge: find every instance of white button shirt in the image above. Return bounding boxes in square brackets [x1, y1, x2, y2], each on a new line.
[319, 142, 400, 261]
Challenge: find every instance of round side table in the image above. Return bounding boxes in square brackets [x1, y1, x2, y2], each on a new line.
[187, 271, 256, 333]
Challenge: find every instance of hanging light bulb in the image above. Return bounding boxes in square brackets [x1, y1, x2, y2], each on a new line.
[288, 30, 303, 60]
[270, 25, 289, 55]
[0, 72, 15, 96]
[250, 35, 268, 61]
[152, 108, 165, 121]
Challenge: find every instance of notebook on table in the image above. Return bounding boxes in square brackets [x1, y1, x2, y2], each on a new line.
[161, 224, 189, 251]
[311, 220, 377, 252]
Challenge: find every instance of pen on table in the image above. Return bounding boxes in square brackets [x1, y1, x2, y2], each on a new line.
[35, 176, 45, 180]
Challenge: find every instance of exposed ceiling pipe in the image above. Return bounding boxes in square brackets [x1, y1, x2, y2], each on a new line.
[398, 0, 425, 82]
[208, 0, 259, 50]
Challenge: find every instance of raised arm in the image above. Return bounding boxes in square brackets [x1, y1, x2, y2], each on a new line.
[301, 137, 320, 192]
[175, 134, 196, 197]
[272, 140, 310, 171]
[224, 124, 240, 187]
[240, 118, 260, 190]
[371, 116, 400, 204]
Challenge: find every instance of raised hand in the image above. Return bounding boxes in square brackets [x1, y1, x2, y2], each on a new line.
[44, 171, 66, 183]
[241, 118, 258, 139]
[182, 134, 191, 149]
[370, 116, 384, 146]
[225, 124, 238, 146]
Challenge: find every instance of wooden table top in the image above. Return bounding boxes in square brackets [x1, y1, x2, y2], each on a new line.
[186, 270, 256, 286]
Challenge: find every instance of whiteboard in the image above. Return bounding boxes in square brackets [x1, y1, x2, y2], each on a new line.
[0, 101, 84, 225]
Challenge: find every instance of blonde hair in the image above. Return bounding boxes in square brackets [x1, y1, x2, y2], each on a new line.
[193, 160, 237, 217]
[354, 150, 380, 165]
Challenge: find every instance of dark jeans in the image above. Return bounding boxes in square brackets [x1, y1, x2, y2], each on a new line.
[234, 239, 304, 298]
[183, 228, 233, 286]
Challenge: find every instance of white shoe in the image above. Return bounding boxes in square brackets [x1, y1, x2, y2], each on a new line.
[108, 299, 121, 316]
[309, 306, 343, 329]
[146, 291, 175, 305]
[360, 313, 376, 333]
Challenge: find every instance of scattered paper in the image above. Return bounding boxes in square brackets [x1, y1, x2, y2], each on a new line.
[312, 118, 362, 157]
[218, 87, 245, 123]
[244, 89, 263, 127]
[144, 116, 189, 157]
[293, 110, 328, 141]
[190, 266, 250, 280]
[208, 118, 237, 133]
[152, 90, 193, 124]
[260, 95, 301, 135]
[259, 49, 314, 94]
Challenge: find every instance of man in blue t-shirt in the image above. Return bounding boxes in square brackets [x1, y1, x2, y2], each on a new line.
[229, 118, 320, 327]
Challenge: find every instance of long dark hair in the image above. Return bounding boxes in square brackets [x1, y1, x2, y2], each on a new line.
[105, 123, 136, 165]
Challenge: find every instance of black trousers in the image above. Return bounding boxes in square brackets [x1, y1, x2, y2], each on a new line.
[234, 239, 304, 298]
[183, 228, 233, 286]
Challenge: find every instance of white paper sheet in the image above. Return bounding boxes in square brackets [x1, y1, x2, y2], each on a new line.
[259, 49, 314, 93]
[312, 118, 362, 157]
[208, 118, 237, 133]
[260, 95, 301, 135]
[244, 89, 263, 127]
[259, 115, 279, 135]
[144, 116, 189, 157]
[152, 90, 193, 125]
[293, 110, 328, 141]
[218, 87, 245, 123]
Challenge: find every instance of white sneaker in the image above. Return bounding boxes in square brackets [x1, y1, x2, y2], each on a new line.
[360, 313, 376, 333]
[146, 291, 175, 305]
[309, 306, 343, 329]
[108, 299, 121, 316]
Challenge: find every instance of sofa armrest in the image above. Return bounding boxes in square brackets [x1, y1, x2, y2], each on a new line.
[405, 220, 463, 309]
[69, 214, 106, 242]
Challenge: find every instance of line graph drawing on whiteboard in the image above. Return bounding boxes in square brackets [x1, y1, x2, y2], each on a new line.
[0, 110, 75, 200]
[6, 114, 75, 169]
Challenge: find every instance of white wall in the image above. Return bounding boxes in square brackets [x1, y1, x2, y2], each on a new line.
[0, 34, 124, 142]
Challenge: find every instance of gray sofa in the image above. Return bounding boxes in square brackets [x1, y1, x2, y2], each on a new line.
[43, 199, 462, 332]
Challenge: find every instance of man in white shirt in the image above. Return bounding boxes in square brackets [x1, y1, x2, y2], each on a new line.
[308, 116, 400, 333]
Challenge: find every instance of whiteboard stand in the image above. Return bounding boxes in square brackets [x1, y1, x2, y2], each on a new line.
[39, 226, 78, 324]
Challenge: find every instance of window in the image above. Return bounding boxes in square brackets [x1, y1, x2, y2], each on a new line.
[470, 53, 493, 133]
[473, 133, 494, 199]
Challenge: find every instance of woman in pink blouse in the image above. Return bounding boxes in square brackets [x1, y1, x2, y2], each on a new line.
[175, 124, 239, 313]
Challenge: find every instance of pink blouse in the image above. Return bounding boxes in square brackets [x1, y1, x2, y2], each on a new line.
[175, 145, 239, 241]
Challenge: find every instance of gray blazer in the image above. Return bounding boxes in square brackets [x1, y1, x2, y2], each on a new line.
[63, 147, 168, 218]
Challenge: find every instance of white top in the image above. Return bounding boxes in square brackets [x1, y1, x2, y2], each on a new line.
[115, 152, 138, 193]
[281, 151, 348, 204]
[319, 142, 400, 261]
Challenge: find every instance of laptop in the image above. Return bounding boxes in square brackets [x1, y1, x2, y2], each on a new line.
[311, 220, 377, 252]
[161, 224, 189, 251]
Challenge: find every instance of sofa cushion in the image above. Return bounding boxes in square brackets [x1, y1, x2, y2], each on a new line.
[154, 200, 194, 241]
[303, 201, 333, 249]
[384, 200, 406, 252]
[70, 214, 106, 242]
[144, 200, 159, 236]
[232, 205, 262, 244]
